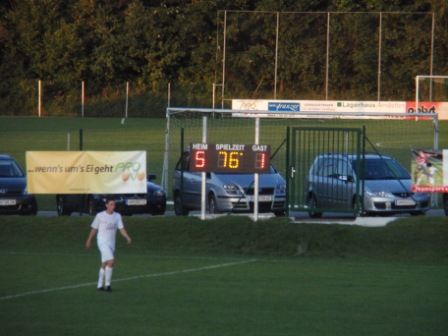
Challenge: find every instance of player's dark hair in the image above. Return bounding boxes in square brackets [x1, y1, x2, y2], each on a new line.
[105, 197, 115, 204]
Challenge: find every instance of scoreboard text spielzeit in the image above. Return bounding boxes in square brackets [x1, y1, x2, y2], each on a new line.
[190, 143, 271, 173]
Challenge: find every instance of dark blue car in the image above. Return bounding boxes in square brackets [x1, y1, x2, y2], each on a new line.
[56, 174, 166, 216]
[0, 154, 37, 215]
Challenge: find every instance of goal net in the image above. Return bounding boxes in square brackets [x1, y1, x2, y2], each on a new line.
[161, 108, 439, 199]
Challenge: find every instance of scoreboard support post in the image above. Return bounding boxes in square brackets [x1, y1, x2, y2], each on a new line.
[201, 116, 208, 220]
[254, 118, 260, 222]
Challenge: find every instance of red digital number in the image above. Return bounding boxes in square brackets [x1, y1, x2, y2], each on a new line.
[195, 150, 206, 168]
[255, 152, 266, 169]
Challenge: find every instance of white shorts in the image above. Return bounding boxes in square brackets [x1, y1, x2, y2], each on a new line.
[98, 243, 115, 263]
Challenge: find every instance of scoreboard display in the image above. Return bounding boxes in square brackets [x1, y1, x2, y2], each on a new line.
[190, 143, 271, 173]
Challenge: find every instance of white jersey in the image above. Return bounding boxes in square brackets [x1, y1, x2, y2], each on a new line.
[91, 211, 124, 247]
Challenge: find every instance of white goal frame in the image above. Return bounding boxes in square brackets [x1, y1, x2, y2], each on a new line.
[415, 75, 448, 108]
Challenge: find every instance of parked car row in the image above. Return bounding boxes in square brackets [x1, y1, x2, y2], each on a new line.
[0, 154, 166, 216]
[56, 173, 166, 216]
[1, 152, 447, 217]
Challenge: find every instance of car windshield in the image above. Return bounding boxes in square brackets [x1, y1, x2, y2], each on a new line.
[0, 160, 24, 177]
[352, 158, 410, 180]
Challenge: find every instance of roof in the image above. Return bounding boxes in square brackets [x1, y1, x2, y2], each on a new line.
[315, 153, 392, 160]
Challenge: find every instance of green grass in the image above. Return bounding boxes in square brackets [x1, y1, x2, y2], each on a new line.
[0, 216, 447, 336]
[0, 116, 447, 210]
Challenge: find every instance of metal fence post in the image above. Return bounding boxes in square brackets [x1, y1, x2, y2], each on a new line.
[201, 116, 208, 220]
[285, 126, 290, 217]
[161, 108, 171, 193]
[325, 12, 330, 100]
[125, 81, 129, 118]
[81, 80, 85, 117]
[79, 128, 83, 150]
[433, 113, 439, 151]
[67, 132, 71, 151]
[38, 80, 42, 117]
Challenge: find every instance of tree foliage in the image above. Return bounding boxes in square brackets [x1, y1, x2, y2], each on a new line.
[0, 0, 446, 115]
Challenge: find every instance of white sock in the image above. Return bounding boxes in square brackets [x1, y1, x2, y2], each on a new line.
[105, 266, 113, 287]
[97, 268, 105, 288]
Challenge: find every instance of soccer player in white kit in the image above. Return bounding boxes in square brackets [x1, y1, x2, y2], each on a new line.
[85, 198, 132, 292]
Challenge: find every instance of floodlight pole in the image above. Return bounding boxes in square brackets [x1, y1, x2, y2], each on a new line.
[201, 116, 208, 220]
[221, 10, 227, 109]
[415, 76, 420, 113]
[212, 83, 216, 109]
[253, 117, 260, 222]
[429, 12, 435, 101]
[274, 12, 280, 99]
[377, 12, 382, 101]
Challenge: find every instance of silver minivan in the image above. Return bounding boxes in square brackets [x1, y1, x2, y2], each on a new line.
[307, 154, 431, 217]
[173, 152, 286, 216]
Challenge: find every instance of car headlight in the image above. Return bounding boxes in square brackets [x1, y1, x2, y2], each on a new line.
[275, 183, 286, 194]
[223, 184, 240, 194]
[366, 190, 394, 198]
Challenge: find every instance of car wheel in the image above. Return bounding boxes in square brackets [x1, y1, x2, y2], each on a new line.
[274, 211, 286, 217]
[208, 194, 219, 214]
[88, 198, 97, 216]
[307, 194, 322, 218]
[57, 197, 70, 216]
[24, 199, 38, 216]
[174, 194, 189, 216]
[410, 211, 425, 216]
[352, 195, 363, 217]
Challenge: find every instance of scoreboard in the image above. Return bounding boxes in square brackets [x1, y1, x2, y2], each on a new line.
[190, 143, 271, 173]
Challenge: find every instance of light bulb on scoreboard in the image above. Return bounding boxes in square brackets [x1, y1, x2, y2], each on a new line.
[194, 150, 206, 169]
[255, 152, 267, 170]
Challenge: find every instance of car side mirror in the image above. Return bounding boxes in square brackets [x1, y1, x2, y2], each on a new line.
[206, 172, 211, 179]
[147, 173, 156, 181]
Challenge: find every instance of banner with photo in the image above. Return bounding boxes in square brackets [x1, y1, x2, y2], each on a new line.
[26, 151, 147, 194]
[411, 149, 448, 193]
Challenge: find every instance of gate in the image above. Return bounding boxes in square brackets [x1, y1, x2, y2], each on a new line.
[287, 127, 365, 217]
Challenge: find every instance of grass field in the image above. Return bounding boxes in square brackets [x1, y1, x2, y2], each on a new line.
[0, 116, 447, 210]
[0, 216, 447, 336]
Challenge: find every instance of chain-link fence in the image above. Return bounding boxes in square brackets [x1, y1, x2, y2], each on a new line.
[164, 109, 442, 201]
[0, 80, 216, 117]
